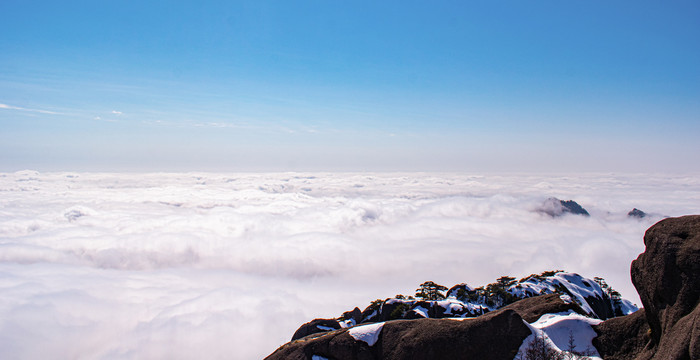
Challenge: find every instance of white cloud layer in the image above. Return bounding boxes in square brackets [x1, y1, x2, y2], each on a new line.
[0, 171, 698, 359]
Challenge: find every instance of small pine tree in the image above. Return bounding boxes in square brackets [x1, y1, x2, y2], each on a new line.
[593, 277, 607, 290]
[517, 333, 565, 360]
[594, 277, 624, 314]
[388, 303, 409, 320]
[367, 299, 384, 311]
[566, 330, 577, 354]
[561, 330, 592, 360]
[540, 270, 563, 278]
[484, 277, 517, 307]
[497, 275, 516, 287]
[415, 281, 448, 300]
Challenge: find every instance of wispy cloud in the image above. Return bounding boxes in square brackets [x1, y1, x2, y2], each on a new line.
[0, 103, 61, 115]
[192, 121, 247, 129]
[111, 110, 123, 115]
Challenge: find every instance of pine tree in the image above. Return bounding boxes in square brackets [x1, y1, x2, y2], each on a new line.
[516, 333, 564, 360]
[415, 281, 448, 300]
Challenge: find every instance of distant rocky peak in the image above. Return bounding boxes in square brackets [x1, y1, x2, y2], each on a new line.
[628, 208, 647, 218]
[538, 197, 590, 217]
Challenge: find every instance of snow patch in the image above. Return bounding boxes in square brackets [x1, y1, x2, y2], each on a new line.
[363, 309, 378, 322]
[348, 322, 385, 346]
[413, 306, 429, 318]
[618, 299, 639, 315]
[559, 294, 573, 304]
[515, 311, 603, 360]
[339, 319, 356, 328]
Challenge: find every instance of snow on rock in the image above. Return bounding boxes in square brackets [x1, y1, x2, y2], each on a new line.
[507, 271, 637, 318]
[533, 312, 602, 353]
[359, 271, 635, 326]
[617, 298, 639, 316]
[435, 298, 485, 316]
[515, 311, 603, 360]
[446, 283, 474, 298]
[362, 309, 378, 323]
[552, 272, 601, 315]
[347, 322, 385, 346]
[339, 318, 356, 328]
[413, 306, 429, 318]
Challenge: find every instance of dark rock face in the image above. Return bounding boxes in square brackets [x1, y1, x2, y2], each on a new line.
[446, 283, 473, 298]
[342, 307, 363, 324]
[538, 198, 590, 217]
[266, 309, 531, 360]
[270, 328, 374, 360]
[630, 215, 700, 359]
[500, 293, 586, 323]
[291, 318, 341, 341]
[377, 310, 530, 360]
[582, 292, 617, 321]
[560, 200, 590, 216]
[628, 208, 647, 218]
[592, 309, 650, 360]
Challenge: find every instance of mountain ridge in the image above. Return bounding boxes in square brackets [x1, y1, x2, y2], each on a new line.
[266, 215, 700, 360]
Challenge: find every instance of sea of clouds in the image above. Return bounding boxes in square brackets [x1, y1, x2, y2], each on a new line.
[1, 171, 698, 359]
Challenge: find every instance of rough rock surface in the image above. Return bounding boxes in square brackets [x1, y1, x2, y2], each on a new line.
[342, 307, 363, 324]
[630, 215, 700, 360]
[266, 309, 531, 360]
[292, 318, 342, 341]
[592, 309, 650, 360]
[500, 293, 586, 323]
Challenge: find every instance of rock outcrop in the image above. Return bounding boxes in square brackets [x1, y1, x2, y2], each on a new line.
[593, 214, 700, 360]
[500, 293, 586, 323]
[342, 307, 363, 325]
[361, 271, 633, 324]
[292, 318, 342, 341]
[266, 309, 531, 360]
[593, 309, 650, 360]
[630, 214, 700, 359]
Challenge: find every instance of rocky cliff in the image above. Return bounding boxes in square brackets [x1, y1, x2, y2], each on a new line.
[629, 215, 700, 359]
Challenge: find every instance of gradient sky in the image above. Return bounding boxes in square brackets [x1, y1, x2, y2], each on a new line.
[1, 1, 699, 172]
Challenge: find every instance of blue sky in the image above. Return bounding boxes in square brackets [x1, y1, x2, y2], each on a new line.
[1, 1, 699, 172]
